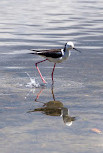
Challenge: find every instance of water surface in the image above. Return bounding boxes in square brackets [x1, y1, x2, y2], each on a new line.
[0, 0, 103, 153]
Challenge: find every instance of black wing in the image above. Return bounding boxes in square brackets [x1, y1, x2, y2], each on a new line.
[31, 49, 62, 58]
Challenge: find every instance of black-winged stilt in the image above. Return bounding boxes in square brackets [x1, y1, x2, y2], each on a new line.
[31, 41, 81, 85]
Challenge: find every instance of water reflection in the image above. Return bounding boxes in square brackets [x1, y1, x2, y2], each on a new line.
[28, 87, 76, 126]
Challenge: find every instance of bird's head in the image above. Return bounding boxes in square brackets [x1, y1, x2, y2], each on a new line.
[66, 41, 74, 49]
[65, 41, 81, 53]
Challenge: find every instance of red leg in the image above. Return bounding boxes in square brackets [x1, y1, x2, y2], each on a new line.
[51, 63, 56, 85]
[35, 88, 44, 101]
[35, 59, 48, 84]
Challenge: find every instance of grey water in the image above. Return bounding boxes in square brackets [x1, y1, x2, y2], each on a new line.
[0, 0, 103, 153]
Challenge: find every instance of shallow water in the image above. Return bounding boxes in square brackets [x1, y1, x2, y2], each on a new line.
[0, 0, 103, 153]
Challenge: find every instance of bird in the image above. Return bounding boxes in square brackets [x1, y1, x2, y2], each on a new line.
[30, 41, 81, 85]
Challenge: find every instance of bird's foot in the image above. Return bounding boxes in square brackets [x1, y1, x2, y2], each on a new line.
[42, 79, 47, 84]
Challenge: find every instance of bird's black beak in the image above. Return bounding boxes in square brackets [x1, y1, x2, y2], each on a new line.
[73, 48, 81, 53]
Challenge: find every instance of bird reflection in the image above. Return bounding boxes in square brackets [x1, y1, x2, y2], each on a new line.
[28, 87, 76, 126]
[61, 107, 75, 126]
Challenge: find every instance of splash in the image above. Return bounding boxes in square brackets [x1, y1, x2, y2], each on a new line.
[25, 72, 40, 88]
[25, 72, 47, 99]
